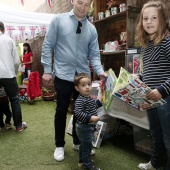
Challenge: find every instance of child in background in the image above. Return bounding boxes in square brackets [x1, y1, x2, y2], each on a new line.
[74, 73, 102, 170]
[135, 1, 170, 169]
[0, 86, 12, 131]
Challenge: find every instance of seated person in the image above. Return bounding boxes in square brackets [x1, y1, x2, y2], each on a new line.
[0, 86, 12, 131]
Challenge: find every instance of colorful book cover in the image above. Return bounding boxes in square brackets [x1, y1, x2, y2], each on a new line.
[113, 67, 166, 111]
[102, 69, 117, 110]
[112, 67, 132, 93]
[92, 121, 107, 148]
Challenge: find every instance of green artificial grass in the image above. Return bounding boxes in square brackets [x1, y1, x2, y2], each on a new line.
[0, 100, 149, 170]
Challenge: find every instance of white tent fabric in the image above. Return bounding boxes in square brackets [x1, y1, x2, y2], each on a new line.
[0, 2, 55, 26]
[0, 2, 55, 42]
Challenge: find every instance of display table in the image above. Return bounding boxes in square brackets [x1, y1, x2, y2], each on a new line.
[102, 97, 152, 154]
[105, 96, 149, 130]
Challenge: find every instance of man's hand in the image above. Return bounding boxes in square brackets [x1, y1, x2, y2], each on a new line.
[90, 116, 100, 123]
[99, 73, 107, 80]
[42, 73, 53, 86]
[146, 89, 162, 101]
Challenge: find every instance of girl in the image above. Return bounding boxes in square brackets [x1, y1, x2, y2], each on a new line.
[22, 43, 33, 78]
[136, 1, 170, 170]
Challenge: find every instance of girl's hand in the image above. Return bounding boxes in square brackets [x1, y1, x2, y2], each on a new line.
[90, 116, 100, 123]
[146, 89, 162, 101]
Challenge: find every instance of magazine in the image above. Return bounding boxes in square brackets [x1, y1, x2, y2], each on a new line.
[102, 67, 166, 111]
[92, 121, 107, 148]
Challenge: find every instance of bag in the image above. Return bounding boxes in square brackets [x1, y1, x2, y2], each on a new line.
[18, 64, 25, 72]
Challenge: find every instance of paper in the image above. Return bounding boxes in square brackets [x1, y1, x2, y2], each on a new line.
[18, 64, 25, 72]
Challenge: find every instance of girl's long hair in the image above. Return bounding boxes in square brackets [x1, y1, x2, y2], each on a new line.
[135, 1, 170, 48]
[23, 43, 32, 54]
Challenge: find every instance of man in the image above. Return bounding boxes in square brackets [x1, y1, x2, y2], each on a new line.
[41, 0, 107, 162]
[0, 22, 27, 132]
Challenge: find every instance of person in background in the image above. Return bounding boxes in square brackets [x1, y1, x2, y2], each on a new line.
[135, 1, 170, 169]
[74, 73, 102, 170]
[41, 0, 107, 162]
[0, 21, 27, 132]
[0, 86, 12, 131]
[22, 43, 33, 78]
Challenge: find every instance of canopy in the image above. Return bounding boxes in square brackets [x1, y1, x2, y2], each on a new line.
[0, 2, 55, 42]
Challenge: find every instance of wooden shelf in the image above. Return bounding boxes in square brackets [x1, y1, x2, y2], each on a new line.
[93, 11, 126, 24]
[101, 50, 126, 56]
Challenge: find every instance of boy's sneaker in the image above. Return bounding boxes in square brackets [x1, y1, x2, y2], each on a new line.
[16, 122, 27, 132]
[73, 144, 95, 156]
[78, 160, 94, 168]
[138, 161, 156, 170]
[54, 147, 64, 161]
[5, 123, 12, 128]
[78, 162, 84, 168]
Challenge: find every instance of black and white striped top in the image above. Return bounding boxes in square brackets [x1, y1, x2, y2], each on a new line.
[142, 36, 170, 98]
[74, 95, 102, 124]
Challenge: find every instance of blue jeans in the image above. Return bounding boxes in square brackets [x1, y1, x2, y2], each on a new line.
[54, 76, 80, 147]
[147, 96, 170, 169]
[0, 78, 22, 128]
[76, 122, 95, 169]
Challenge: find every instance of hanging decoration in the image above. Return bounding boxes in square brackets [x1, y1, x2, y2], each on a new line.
[5, 25, 48, 43]
[18, 26, 25, 38]
[40, 26, 46, 36]
[46, 0, 52, 8]
[21, 0, 24, 6]
[29, 26, 37, 38]
[6, 26, 14, 37]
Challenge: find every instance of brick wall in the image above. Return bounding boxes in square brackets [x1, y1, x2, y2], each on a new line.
[30, 0, 73, 78]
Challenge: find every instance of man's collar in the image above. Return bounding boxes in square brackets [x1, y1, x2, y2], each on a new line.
[69, 9, 87, 22]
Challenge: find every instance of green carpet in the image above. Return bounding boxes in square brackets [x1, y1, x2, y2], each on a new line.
[0, 100, 149, 170]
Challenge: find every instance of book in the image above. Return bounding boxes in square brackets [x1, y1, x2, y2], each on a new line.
[126, 48, 143, 74]
[102, 67, 166, 111]
[102, 69, 117, 110]
[92, 121, 107, 148]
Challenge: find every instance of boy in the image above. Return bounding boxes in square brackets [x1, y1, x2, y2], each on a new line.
[74, 73, 102, 170]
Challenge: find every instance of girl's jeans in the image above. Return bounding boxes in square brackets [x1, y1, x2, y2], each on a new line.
[147, 96, 170, 169]
[76, 122, 95, 169]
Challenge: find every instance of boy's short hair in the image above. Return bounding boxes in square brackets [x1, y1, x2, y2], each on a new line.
[74, 73, 91, 86]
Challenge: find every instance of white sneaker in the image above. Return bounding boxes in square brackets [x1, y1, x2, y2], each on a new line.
[54, 147, 64, 161]
[73, 144, 95, 156]
[138, 161, 156, 170]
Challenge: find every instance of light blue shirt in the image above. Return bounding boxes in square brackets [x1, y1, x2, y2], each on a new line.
[41, 10, 104, 82]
